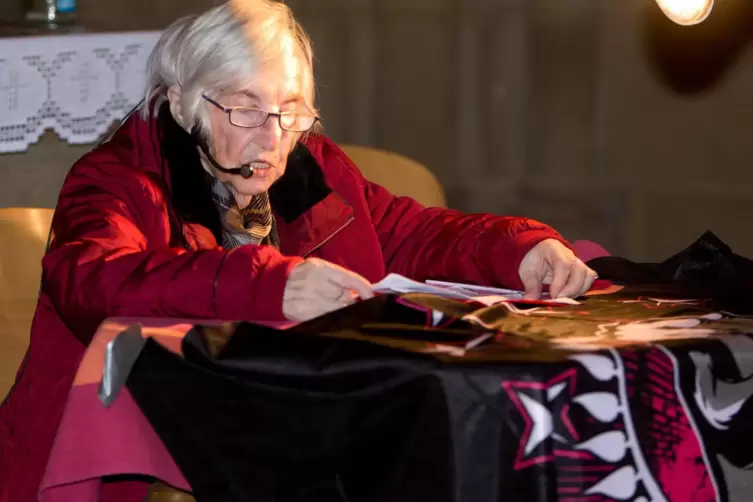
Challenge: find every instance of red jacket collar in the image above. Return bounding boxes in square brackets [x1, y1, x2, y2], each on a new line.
[102, 103, 354, 253]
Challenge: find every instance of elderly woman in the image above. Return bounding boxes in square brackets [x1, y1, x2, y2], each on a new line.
[0, 0, 596, 500]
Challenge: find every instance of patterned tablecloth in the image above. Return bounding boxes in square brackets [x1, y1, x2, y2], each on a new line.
[39, 285, 753, 502]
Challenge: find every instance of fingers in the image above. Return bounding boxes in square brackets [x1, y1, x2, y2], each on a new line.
[282, 286, 356, 322]
[581, 268, 598, 296]
[548, 259, 573, 299]
[282, 258, 374, 322]
[324, 267, 374, 300]
[551, 261, 598, 299]
[520, 269, 544, 300]
[317, 280, 347, 301]
[555, 262, 587, 298]
[520, 240, 599, 300]
[285, 296, 352, 322]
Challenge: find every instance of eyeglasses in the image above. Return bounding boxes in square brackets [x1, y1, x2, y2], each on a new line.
[202, 95, 319, 133]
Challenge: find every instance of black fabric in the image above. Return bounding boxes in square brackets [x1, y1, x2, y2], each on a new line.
[128, 289, 753, 502]
[158, 105, 333, 243]
[589, 231, 753, 314]
[159, 104, 224, 244]
[126, 235, 753, 502]
[267, 144, 332, 224]
[590, 231, 753, 289]
[128, 332, 455, 502]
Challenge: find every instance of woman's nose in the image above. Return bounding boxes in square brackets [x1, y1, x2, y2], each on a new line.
[255, 115, 283, 149]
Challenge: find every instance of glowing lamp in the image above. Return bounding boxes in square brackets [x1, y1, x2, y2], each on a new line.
[655, 0, 714, 25]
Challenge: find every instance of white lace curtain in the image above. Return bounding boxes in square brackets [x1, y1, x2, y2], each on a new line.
[0, 31, 159, 153]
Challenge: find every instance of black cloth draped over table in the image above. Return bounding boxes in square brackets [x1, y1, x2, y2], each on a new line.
[126, 232, 753, 502]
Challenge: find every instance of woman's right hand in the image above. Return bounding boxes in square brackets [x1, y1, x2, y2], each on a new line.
[282, 258, 374, 322]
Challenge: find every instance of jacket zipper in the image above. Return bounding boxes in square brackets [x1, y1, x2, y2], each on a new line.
[303, 214, 354, 258]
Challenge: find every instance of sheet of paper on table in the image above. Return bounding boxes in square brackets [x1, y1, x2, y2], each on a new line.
[371, 273, 579, 306]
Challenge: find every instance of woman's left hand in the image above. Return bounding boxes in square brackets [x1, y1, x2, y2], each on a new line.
[518, 239, 597, 299]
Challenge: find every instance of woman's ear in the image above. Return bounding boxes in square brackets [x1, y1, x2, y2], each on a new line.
[166, 86, 186, 128]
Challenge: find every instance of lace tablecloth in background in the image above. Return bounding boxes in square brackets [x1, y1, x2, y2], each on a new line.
[0, 31, 159, 153]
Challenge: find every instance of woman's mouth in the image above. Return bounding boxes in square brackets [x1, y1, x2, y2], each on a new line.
[248, 161, 272, 170]
[244, 161, 273, 178]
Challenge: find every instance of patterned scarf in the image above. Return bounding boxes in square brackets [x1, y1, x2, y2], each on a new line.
[210, 179, 278, 249]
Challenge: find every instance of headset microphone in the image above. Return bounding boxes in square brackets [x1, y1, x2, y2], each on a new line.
[191, 128, 255, 178]
[213, 161, 255, 179]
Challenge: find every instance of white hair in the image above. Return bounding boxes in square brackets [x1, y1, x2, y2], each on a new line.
[141, 0, 316, 138]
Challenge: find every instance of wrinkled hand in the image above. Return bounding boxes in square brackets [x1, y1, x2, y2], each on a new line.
[282, 258, 374, 322]
[518, 239, 597, 299]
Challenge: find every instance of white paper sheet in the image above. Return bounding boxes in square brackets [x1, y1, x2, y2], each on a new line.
[371, 274, 579, 306]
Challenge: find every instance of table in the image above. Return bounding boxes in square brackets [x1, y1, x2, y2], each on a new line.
[40, 285, 753, 502]
[40, 317, 293, 502]
[39, 318, 193, 502]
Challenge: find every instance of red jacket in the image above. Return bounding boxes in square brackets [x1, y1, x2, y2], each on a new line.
[0, 108, 567, 501]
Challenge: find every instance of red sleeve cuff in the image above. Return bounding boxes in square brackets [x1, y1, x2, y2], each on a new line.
[214, 247, 303, 322]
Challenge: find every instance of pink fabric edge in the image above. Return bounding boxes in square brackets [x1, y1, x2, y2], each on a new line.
[571, 239, 611, 262]
[40, 385, 189, 501]
[40, 318, 295, 502]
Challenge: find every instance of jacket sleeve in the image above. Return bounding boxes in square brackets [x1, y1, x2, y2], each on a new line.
[43, 159, 301, 342]
[364, 180, 570, 291]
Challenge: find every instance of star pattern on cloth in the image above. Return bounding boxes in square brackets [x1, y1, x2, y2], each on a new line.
[502, 369, 584, 470]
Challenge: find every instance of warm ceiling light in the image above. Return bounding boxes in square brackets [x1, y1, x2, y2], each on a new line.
[655, 0, 714, 25]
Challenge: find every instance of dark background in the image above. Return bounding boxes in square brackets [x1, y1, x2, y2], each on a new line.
[2, 0, 752, 262]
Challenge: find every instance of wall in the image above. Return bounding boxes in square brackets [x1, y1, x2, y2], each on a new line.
[1, 0, 752, 262]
